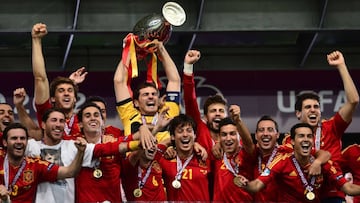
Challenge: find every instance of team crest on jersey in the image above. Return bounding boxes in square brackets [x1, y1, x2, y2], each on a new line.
[152, 161, 162, 173]
[23, 170, 34, 183]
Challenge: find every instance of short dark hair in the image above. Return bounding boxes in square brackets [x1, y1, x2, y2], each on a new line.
[86, 96, 107, 107]
[42, 108, 66, 123]
[256, 115, 279, 132]
[203, 94, 227, 115]
[133, 82, 159, 101]
[77, 102, 104, 122]
[49, 76, 79, 99]
[218, 117, 235, 130]
[294, 91, 319, 112]
[290, 123, 313, 140]
[2, 122, 29, 141]
[168, 114, 197, 136]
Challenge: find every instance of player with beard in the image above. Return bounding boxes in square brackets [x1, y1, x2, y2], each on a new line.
[24, 105, 143, 203]
[212, 105, 255, 202]
[32, 23, 88, 140]
[183, 50, 227, 157]
[157, 114, 211, 201]
[240, 123, 360, 203]
[0, 123, 86, 203]
[283, 50, 359, 203]
[114, 38, 180, 148]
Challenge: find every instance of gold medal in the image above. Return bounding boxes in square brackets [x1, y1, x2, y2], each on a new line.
[93, 168, 103, 178]
[233, 176, 243, 187]
[172, 179, 181, 189]
[306, 191, 315, 201]
[133, 188, 142, 198]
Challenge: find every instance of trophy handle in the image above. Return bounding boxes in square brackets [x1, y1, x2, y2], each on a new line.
[162, 2, 186, 26]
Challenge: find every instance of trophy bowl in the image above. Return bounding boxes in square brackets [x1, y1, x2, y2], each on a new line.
[132, 2, 186, 53]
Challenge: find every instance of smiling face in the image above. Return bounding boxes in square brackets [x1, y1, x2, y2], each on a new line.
[134, 86, 159, 115]
[3, 128, 27, 162]
[79, 106, 104, 135]
[296, 99, 321, 127]
[172, 123, 195, 158]
[291, 126, 314, 160]
[51, 83, 77, 112]
[205, 103, 227, 133]
[0, 104, 14, 131]
[42, 111, 66, 144]
[220, 124, 239, 156]
[255, 120, 279, 155]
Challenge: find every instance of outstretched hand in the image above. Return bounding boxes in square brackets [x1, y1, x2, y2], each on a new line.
[69, 67, 88, 85]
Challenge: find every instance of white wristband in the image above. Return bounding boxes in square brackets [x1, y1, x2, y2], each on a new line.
[183, 63, 194, 75]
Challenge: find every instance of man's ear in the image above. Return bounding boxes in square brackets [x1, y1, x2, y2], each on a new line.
[295, 110, 301, 120]
[41, 121, 46, 130]
[50, 97, 56, 103]
[2, 139, 7, 148]
[134, 100, 139, 108]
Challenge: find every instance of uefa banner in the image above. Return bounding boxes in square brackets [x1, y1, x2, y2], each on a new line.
[0, 69, 359, 133]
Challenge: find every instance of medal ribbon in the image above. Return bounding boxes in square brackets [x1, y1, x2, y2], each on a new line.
[315, 124, 321, 151]
[175, 154, 194, 181]
[64, 114, 75, 135]
[258, 145, 278, 174]
[4, 155, 26, 193]
[141, 113, 158, 126]
[137, 162, 154, 189]
[223, 153, 239, 176]
[291, 155, 315, 193]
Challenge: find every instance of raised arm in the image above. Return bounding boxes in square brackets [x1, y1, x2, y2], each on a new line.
[229, 104, 255, 154]
[183, 50, 202, 121]
[13, 88, 42, 140]
[31, 23, 50, 105]
[327, 50, 359, 123]
[57, 137, 86, 179]
[156, 41, 180, 92]
[114, 52, 131, 102]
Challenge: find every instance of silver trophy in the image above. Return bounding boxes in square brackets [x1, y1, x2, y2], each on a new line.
[132, 2, 186, 53]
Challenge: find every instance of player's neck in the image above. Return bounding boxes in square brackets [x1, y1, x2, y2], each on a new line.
[43, 135, 61, 146]
[294, 153, 310, 167]
[177, 149, 193, 160]
[84, 131, 102, 144]
[8, 156, 24, 167]
[210, 131, 219, 142]
[139, 158, 152, 168]
[261, 146, 276, 157]
[64, 110, 74, 120]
